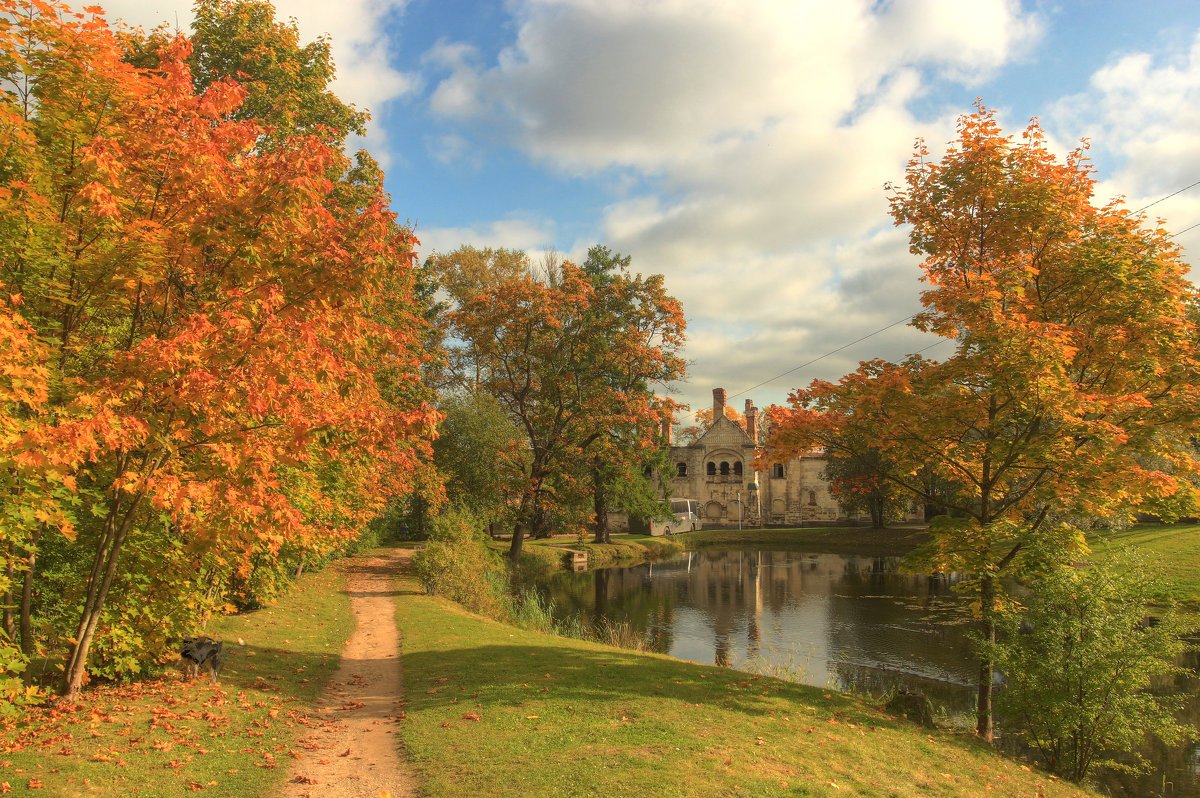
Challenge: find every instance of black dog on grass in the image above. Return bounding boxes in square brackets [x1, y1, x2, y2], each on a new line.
[180, 636, 223, 683]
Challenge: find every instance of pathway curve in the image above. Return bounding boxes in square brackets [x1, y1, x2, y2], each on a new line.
[280, 550, 417, 798]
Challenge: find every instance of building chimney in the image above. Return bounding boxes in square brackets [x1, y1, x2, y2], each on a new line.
[712, 387, 727, 420]
[746, 400, 759, 444]
[660, 414, 672, 446]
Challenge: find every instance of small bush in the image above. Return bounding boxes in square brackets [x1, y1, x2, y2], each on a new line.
[411, 508, 510, 617]
[0, 633, 39, 717]
[994, 553, 1192, 782]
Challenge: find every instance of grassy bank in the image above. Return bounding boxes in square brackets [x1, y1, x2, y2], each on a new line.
[678, 525, 930, 557]
[394, 566, 1093, 798]
[0, 563, 353, 796]
[1089, 523, 1200, 609]
[503, 526, 928, 574]
[503, 532, 686, 571]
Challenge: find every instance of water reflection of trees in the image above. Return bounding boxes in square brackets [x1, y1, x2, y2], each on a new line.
[543, 561, 680, 652]
[546, 550, 977, 679]
[827, 556, 976, 690]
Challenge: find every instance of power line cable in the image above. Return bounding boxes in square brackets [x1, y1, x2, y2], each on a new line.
[723, 312, 918, 405]
[1132, 179, 1200, 215]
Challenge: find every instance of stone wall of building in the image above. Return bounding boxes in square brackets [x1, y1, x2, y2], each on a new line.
[666, 386, 919, 527]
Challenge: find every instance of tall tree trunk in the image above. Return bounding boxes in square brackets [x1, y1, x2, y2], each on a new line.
[63, 492, 145, 697]
[869, 495, 885, 529]
[976, 573, 996, 741]
[529, 482, 550, 539]
[591, 463, 609, 544]
[508, 522, 526, 559]
[508, 492, 531, 559]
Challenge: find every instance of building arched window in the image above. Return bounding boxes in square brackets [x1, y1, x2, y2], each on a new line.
[719, 461, 730, 476]
[706, 461, 716, 476]
[772, 463, 785, 479]
[677, 462, 688, 477]
[733, 462, 743, 477]
[807, 490, 817, 506]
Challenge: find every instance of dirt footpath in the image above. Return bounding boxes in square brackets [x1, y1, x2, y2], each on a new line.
[279, 550, 417, 798]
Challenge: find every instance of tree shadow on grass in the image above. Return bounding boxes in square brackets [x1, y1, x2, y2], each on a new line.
[395, 641, 883, 726]
[338, 554, 424, 599]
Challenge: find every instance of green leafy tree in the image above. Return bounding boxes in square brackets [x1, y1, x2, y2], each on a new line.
[435, 245, 686, 557]
[580, 245, 674, 543]
[190, 0, 367, 145]
[434, 390, 528, 531]
[994, 553, 1191, 782]
[820, 445, 910, 528]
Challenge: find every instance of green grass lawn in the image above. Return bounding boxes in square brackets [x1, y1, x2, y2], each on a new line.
[0, 563, 353, 796]
[1088, 522, 1200, 608]
[394, 566, 1095, 798]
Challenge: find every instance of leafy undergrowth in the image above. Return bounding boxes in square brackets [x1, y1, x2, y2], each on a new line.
[394, 567, 1095, 798]
[0, 563, 353, 796]
[1089, 523, 1200, 610]
[677, 526, 930, 557]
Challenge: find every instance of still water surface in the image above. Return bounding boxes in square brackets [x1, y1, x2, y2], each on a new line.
[538, 548, 1200, 798]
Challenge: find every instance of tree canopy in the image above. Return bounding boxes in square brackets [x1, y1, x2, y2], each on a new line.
[0, 0, 433, 697]
[765, 106, 1200, 739]
[430, 245, 686, 556]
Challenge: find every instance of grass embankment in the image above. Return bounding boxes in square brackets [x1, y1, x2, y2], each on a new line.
[509, 525, 929, 573]
[0, 564, 353, 796]
[679, 525, 930, 557]
[394, 568, 1094, 798]
[1089, 523, 1200, 610]
[506, 532, 685, 571]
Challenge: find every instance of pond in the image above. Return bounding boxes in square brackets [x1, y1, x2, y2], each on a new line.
[537, 548, 1200, 798]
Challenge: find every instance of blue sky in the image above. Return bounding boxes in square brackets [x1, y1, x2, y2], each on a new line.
[101, 0, 1200, 419]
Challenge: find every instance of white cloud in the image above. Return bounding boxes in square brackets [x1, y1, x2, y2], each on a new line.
[415, 216, 557, 260]
[420, 0, 1042, 416]
[1050, 32, 1200, 248]
[427, 133, 482, 168]
[428, 0, 1039, 173]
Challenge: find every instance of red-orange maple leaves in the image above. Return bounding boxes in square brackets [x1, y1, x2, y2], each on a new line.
[0, 0, 435, 696]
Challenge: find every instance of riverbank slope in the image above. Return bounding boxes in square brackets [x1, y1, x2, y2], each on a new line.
[509, 524, 930, 573]
[394, 563, 1094, 798]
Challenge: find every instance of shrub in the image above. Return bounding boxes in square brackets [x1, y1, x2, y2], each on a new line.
[0, 633, 39, 717]
[411, 508, 510, 617]
[994, 553, 1192, 782]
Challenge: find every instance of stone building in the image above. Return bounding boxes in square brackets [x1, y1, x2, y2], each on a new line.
[666, 387, 918, 527]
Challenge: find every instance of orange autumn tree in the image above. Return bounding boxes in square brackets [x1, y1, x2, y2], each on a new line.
[0, 296, 75, 701]
[0, 1, 434, 696]
[438, 247, 686, 557]
[765, 107, 1200, 740]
